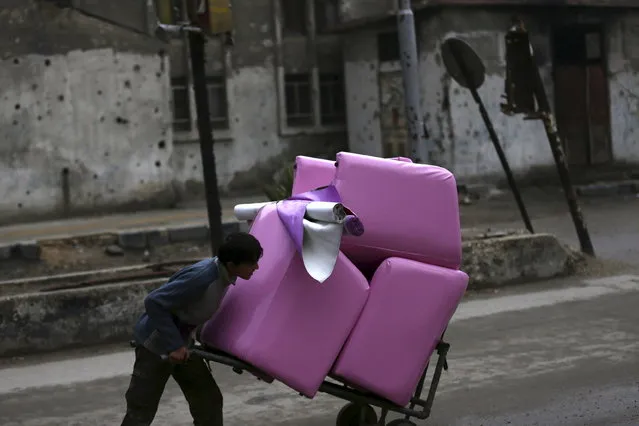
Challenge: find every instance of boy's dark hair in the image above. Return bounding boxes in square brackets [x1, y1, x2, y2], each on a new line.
[218, 232, 263, 265]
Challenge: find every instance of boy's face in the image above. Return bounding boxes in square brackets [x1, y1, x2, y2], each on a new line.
[229, 261, 260, 281]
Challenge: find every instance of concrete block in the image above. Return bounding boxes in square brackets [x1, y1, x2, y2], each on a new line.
[168, 224, 209, 243]
[17, 241, 41, 260]
[0, 279, 164, 358]
[462, 233, 571, 290]
[146, 229, 170, 247]
[0, 244, 14, 260]
[117, 230, 148, 250]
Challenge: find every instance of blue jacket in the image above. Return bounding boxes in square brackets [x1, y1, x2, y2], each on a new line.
[132, 257, 236, 355]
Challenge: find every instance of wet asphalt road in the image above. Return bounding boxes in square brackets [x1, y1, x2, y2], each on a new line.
[1, 274, 638, 426]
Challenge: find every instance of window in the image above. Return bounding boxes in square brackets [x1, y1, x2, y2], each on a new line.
[281, 0, 308, 36]
[378, 32, 400, 62]
[314, 0, 339, 34]
[206, 76, 229, 130]
[285, 74, 313, 127]
[171, 77, 191, 132]
[319, 74, 345, 125]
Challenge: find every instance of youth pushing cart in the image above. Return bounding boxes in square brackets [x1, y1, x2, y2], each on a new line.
[139, 337, 451, 426]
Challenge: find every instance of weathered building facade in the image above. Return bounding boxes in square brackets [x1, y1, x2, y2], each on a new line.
[338, 0, 639, 183]
[0, 0, 346, 224]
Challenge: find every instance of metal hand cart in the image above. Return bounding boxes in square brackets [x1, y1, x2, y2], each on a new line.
[180, 340, 450, 426]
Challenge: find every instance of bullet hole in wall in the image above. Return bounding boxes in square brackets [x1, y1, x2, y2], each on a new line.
[97, 90, 103, 95]
[137, 162, 141, 167]
[133, 64, 141, 72]
[155, 161, 161, 167]
[189, 154, 195, 159]
[155, 72, 161, 78]
[192, 165, 197, 171]
[140, 179, 145, 184]
[37, 116, 42, 121]
[45, 59, 51, 66]
[115, 116, 129, 125]
[124, 80, 131, 89]
[154, 107, 160, 114]
[116, 101, 121, 107]
[13, 58, 19, 65]
[13, 120, 18, 126]
[58, 95, 64, 102]
[15, 104, 20, 110]
[18, 203, 23, 208]
[26, 190, 30, 195]
[100, 116, 105, 122]
[32, 84, 38, 90]
[104, 152, 109, 157]
[158, 140, 166, 149]
[93, 174, 98, 179]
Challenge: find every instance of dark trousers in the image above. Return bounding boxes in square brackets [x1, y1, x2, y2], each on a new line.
[121, 346, 223, 426]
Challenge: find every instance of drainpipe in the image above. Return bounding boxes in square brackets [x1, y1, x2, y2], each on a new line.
[397, 0, 428, 163]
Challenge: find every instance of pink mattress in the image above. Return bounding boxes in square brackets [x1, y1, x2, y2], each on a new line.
[291, 156, 336, 195]
[291, 155, 413, 196]
[332, 257, 468, 406]
[200, 204, 370, 398]
[334, 152, 462, 270]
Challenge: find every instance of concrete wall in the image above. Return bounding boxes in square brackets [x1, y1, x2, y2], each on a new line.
[343, 7, 639, 182]
[0, 2, 174, 225]
[608, 15, 639, 163]
[151, 0, 349, 200]
[0, 0, 347, 223]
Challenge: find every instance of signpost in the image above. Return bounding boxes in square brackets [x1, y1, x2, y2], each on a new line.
[501, 19, 595, 256]
[153, 0, 233, 256]
[441, 38, 534, 234]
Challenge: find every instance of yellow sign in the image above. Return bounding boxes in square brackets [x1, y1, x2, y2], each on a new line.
[207, 0, 233, 35]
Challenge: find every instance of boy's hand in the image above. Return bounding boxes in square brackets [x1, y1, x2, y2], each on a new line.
[169, 346, 190, 364]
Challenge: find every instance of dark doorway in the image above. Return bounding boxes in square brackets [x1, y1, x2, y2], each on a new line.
[553, 24, 612, 166]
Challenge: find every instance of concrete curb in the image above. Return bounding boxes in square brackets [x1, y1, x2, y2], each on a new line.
[1, 221, 249, 261]
[0, 232, 577, 358]
[575, 180, 639, 197]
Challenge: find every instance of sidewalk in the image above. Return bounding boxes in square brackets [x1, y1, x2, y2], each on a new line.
[0, 195, 268, 245]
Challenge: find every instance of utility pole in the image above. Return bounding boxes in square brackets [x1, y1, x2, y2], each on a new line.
[153, 0, 231, 256]
[188, 30, 224, 256]
[397, 0, 428, 163]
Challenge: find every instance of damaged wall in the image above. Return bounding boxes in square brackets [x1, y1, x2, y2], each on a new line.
[1, 0, 347, 224]
[343, 7, 639, 182]
[0, 2, 173, 225]
[167, 0, 347, 200]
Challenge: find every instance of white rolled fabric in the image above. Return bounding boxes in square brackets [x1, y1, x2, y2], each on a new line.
[304, 202, 347, 224]
[301, 219, 344, 283]
[234, 202, 274, 222]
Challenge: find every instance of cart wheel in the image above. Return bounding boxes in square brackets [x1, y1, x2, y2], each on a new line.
[336, 402, 378, 426]
[386, 420, 416, 426]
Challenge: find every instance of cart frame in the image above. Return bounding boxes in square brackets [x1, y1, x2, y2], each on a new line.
[188, 340, 450, 425]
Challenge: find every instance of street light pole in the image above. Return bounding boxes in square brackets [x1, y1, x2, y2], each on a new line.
[397, 0, 428, 163]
